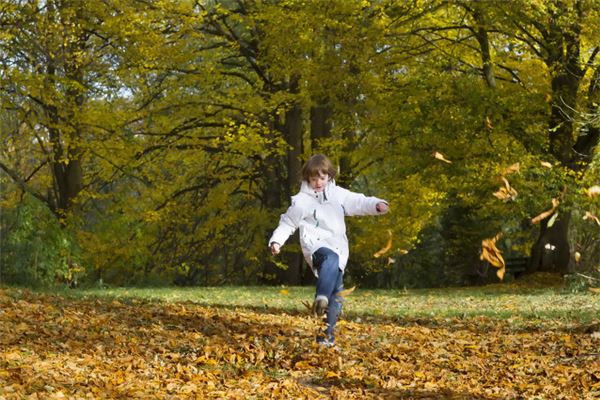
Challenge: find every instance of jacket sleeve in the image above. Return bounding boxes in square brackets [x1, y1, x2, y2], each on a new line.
[336, 186, 388, 217]
[268, 198, 305, 247]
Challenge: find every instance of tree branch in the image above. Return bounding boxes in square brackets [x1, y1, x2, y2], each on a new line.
[582, 47, 599, 77]
[0, 160, 50, 207]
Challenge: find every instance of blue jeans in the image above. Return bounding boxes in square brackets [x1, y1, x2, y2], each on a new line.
[312, 247, 343, 340]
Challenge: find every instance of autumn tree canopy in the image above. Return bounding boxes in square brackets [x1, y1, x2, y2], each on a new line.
[1, 0, 599, 287]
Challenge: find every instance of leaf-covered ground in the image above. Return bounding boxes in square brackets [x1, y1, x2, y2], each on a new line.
[1, 281, 599, 399]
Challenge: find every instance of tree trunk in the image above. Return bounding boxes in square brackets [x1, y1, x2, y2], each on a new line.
[528, 214, 571, 274]
[310, 101, 332, 152]
[45, 0, 84, 219]
[281, 95, 304, 285]
[548, 73, 579, 164]
[337, 130, 354, 188]
[470, 6, 497, 89]
[529, 3, 588, 272]
[572, 63, 600, 166]
[47, 92, 83, 218]
[262, 117, 285, 283]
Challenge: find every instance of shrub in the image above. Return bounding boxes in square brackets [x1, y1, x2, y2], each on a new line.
[0, 195, 82, 287]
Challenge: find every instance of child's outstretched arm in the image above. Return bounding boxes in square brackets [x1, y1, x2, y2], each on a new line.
[337, 186, 389, 216]
[268, 201, 304, 255]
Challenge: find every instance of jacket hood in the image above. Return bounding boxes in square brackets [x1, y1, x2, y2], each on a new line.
[300, 179, 336, 204]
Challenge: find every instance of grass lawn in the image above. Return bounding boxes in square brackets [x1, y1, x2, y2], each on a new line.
[60, 273, 599, 328]
[1, 273, 599, 399]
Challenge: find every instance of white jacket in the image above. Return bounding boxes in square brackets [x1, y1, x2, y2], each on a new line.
[269, 180, 387, 275]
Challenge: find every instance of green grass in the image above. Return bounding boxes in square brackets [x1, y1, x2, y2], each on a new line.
[39, 275, 599, 329]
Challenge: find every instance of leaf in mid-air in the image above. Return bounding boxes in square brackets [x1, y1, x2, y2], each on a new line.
[531, 198, 560, 224]
[480, 233, 505, 273]
[586, 185, 600, 197]
[583, 211, 600, 226]
[502, 162, 520, 175]
[373, 230, 393, 258]
[433, 151, 452, 164]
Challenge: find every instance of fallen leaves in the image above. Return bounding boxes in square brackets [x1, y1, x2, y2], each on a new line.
[1, 288, 599, 399]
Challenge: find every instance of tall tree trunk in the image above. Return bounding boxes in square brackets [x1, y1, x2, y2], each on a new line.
[529, 214, 571, 274]
[337, 130, 354, 188]
[46, 0, 84, 220]
[572, 61, 600, 165]
[470, 6, 497, 89]
[310, 100, 332, 152]
[46, 83, 83, 219]
[281, 93, 304, 285]
[529, 3, 587, 274]
[262, 116, 286, 283]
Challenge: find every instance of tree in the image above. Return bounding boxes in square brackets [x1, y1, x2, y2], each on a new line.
[499, 0, 599, 273]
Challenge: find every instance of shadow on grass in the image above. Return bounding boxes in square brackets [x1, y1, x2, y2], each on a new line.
[152, 299, 600, 335]
[10, 285, 600, 334]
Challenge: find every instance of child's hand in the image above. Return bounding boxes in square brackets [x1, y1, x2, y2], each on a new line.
[270, 242, 281, 256]
[376, 202, 389, 214]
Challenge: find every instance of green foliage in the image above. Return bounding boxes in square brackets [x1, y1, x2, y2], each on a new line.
[0, 195, 81, 287]
[1, 0, 599, 288]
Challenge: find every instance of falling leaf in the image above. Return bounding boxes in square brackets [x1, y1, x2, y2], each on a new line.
[583, 211, 600, 226]
[338, 286, 356, 298]
[433, 151, 452, 164]
[587, 185, 600, 197]
[575, 252, 581, 263]
[279, 289, 289, 295]
[540, 161, 553, 168]
[531, 198, 560, 224]
[480, 233, 505, 274]
[493, 176, 518, 202]
[502, 163, 520, 175]
[374, 230, 392, 258]
[547, 212, 559, 228]
[485, 116, 493, 130]
[496, 267, 505, 280]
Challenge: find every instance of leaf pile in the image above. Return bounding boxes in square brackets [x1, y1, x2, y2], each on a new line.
[1, 288, 599, 399]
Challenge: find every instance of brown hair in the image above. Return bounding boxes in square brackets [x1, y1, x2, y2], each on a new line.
[301, 154, 337, 182]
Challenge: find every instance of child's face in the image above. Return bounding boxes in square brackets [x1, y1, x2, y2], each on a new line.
[308, 171, 329, 192]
